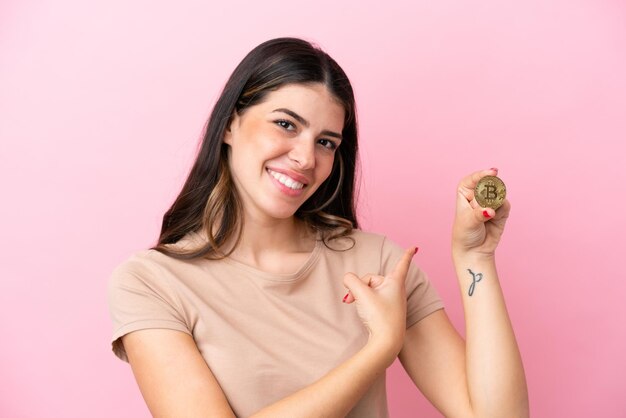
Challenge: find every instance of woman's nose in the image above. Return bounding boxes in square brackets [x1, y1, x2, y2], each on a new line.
[288, 140, 315, 170]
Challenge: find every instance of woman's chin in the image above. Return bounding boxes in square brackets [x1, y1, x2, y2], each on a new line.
[253, 201, 302, 221]
[269, 208, 300, 220]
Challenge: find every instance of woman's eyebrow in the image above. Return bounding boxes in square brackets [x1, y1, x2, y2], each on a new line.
[272, 108, 343, 140]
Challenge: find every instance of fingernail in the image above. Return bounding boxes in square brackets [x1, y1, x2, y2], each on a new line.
[414, 247, 419, 255]
[342, 292, 350, 303]
[490, 167, 498, 171]
[483, 210, 491, 218]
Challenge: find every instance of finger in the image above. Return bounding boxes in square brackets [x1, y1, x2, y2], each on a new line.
[489, 199, 512, 224]
[342, 272, 373, 303]
[457, 167, 499, 202]
[389, 247, 418, 283]
[473, 197, 512, 223]
[476, 205, 496, 222]
[343, 274, 385, 304]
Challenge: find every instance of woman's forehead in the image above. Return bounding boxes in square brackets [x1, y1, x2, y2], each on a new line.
[256, 84, 345, 122]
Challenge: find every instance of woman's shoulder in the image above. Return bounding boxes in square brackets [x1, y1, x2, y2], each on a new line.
[115, 230, 205, 270]
[108, 249, 170, 287]
[111, 248, 162, 270]
[109, 230, 211, 285]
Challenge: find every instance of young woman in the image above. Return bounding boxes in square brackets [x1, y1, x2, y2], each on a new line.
[108, 37, 528, 417]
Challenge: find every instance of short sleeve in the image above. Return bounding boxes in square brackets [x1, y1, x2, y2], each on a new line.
[107, 254, 191, 362]
[380, 237, 445, 328]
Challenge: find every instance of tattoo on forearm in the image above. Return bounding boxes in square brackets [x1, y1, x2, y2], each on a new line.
[467, 269, 483, 296]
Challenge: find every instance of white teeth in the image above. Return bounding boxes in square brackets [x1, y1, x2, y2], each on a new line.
[267, 169, 305, 190]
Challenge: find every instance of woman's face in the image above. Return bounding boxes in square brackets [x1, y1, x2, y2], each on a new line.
[224, 82, 345, 222]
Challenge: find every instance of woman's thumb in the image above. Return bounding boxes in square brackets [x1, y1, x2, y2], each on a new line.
[343, 272, 372, 302]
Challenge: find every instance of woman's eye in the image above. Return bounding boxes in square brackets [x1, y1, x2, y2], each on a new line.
[275, 120, 295, 131]
[318, 139, 338, 151]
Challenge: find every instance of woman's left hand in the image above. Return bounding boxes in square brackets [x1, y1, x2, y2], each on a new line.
[451, 168, 511, 259]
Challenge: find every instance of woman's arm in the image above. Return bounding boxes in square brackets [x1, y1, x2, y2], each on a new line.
[399, 168, 528, 418]
[123, 329, 236, 418]
[251, 339, 395, 417]
[123, 248, 417, 418]
[452, 253, 528, 417]
[123, 329, 394, 418]
[398, 261, 528, 417]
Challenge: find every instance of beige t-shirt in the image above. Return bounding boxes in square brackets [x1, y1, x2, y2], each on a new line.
[108, 229, 444, 417]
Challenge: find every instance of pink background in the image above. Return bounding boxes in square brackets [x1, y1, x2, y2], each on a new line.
[1, 0, 624, 416]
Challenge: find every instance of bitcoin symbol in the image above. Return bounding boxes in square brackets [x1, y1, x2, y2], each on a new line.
[475, 175, 506, 210]
[483, 185, 497, 199]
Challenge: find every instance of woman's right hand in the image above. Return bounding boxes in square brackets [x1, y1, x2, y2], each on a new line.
[342, 247, 417, 364]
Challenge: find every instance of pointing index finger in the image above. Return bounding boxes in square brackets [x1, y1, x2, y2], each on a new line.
[389, 247, 418, 282]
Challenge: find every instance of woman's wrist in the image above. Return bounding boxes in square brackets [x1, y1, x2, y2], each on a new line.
[452, 247, 496, 265]
[365, 333, 404, 368]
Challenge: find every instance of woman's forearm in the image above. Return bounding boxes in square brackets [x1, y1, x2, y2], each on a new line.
[453, 253, 529, 418]
[249, 340, 393, 418]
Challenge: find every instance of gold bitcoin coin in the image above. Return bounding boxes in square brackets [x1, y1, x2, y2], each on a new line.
[474, 175, 506, 210]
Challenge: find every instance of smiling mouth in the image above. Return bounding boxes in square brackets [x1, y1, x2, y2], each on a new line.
[266, 168, 306, 190]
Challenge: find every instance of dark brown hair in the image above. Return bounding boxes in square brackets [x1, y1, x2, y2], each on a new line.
[153, 37, 359, 259]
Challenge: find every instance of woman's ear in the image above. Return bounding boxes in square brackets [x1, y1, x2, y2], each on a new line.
[223, 112, 240, 145]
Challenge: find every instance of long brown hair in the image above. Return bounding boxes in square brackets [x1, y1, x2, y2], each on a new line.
[153, 37, 360, 259]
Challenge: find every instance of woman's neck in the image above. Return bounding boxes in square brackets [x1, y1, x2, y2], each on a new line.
[221, 213, 317, 269]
